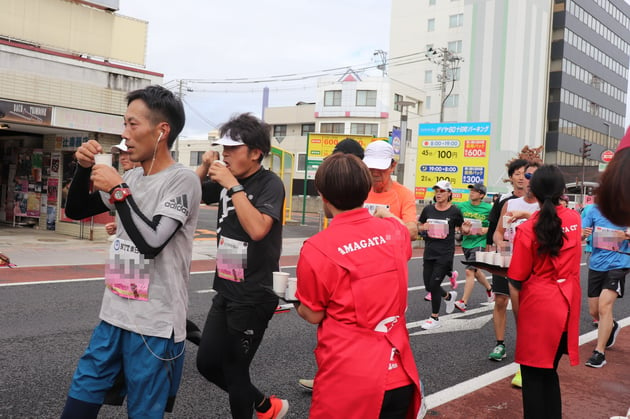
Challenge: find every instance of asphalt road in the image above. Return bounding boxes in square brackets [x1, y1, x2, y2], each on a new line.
[1, 250, 626, 418]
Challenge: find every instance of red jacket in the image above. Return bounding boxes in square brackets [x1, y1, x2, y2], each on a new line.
[508, 206, 582, 368]
[297, 209, 421, 419]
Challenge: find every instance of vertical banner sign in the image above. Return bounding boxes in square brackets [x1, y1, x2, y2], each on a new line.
[415, 122, 491, 202]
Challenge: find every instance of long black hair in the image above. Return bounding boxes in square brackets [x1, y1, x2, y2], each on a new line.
[529, 165, 566, 257]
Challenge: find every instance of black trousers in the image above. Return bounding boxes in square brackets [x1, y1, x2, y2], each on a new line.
[380, 384, 415, 419]
[196, 293, 277, 419]
[521, 332, 567, 419]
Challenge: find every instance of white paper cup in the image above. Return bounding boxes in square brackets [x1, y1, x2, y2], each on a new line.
[503, 255, 512, 267]
[272, 272, 289, 296]
[94, 153, 113, 167]
[285, 278, 297, 301]
[502, 215, 511, 229]
[492, 252, 503, 266]
[475, 251, 486, 263]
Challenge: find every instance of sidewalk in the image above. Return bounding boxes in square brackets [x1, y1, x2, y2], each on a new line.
[3, 225, 630, 418]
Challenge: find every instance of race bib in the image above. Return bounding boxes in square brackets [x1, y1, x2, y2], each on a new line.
[105, 238, 152, 301]
[216, 236, 248, 282]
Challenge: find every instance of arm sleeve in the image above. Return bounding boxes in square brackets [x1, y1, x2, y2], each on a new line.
[486, 199, 506, 246]
[114, 197, 182, 257]
[65, 165, 109, 219]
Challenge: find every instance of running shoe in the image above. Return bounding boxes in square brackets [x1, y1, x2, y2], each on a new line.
[445, 291, 457, 314]
[256, 396, 289, 419]
[424, 293, 432, 301]
[449, 270, 459, 289]
[592, 318, 599, 328]
[606, 320, 620, 348]
[486, 289, 495, 303]
[421, 317, 441, 330]
[488, 344, 506, 361]
[585, 350, 606, 368]
[298, 379, 314, 391]
[454, 300, 467, 312]
[511, 369, 522, 388]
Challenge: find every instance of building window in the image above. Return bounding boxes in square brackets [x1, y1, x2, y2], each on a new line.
[350, 123, 379, 136]
[449, 67, 461, 80]
[324, 90, 342, 106]
[301, 123, 315, 136]
[449, 13, 464, 28]
[444, 94, 459, 108]
[273, 125, 287, 137]
[190, 151, 204, 166]
[320, 123, 345, 133]
[424, 70, 432, 84]
[394, 93, 403, 111]
[448, 40, 463, 53]
[427, 18, 435, 32]
[356, 90, 377, 106]
[426, 44, 434, 52]
[429, 0, 436, 5]
[426, 96, 432, 109]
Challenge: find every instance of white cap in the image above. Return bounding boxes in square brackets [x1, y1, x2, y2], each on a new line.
[363, 141, 395, 170]
[433, 180, 452, 191]
[111, 139, 128, 153]
[212, 131, 245, 146]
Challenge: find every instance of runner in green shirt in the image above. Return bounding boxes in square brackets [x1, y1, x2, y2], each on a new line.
[454, 183, 494, 311]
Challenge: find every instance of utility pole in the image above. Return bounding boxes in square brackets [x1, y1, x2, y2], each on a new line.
[176, 80, 183, 162]
[580, 138, 592, 205]
[426, 47, 463, 122]
[373, 49, 387, 76]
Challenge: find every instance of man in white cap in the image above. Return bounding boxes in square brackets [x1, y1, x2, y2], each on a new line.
[110, 139, 139, 172]
[362, 140, 418, 240]
[195, 113, 289, 419]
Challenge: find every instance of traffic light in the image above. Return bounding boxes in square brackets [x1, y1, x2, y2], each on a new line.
[582, 141, 592, 159]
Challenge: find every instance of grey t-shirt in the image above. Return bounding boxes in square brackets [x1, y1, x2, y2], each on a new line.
[99, 163, 201, 343]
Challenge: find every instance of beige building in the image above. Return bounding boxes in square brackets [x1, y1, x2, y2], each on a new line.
[0, 0, 162, 238]
[264, 70, 425, 193]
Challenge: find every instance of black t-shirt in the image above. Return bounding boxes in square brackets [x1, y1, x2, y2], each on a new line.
[419, 204, 463, 260]
[202, 168, 285, 304]
[485, 193, 518, 246]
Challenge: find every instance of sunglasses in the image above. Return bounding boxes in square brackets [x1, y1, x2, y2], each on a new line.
[525, 172, 533, 180]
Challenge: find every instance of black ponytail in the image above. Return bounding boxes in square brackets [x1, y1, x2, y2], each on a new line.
[529, 165, 566, 257]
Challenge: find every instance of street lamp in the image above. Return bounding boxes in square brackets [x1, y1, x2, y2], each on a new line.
[395, 100, 416, 184]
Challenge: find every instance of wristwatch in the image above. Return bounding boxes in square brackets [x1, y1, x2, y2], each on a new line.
[227, 184, 246, 197]
[109, 186, 132, 204]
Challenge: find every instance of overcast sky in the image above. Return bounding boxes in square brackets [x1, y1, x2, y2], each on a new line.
[116, 1, 630, 138]
[116, 1, 392, 138]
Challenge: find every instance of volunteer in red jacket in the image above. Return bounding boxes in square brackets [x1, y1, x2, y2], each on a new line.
[507, 164, 582, 419]
[296, 153, 422, 419]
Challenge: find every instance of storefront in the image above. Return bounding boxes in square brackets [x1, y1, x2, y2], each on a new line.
[0, 98, 125, 239]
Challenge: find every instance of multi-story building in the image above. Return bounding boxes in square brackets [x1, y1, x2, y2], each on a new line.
[264, 70, 425, 193]
[0, 0, 161, 238]
[390, 0, 629, 193]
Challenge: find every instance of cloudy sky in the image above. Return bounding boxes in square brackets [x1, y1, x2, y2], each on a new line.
[116, 1, 392, 138]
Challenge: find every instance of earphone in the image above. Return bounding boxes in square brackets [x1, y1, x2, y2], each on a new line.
[157, 132, 163, 142]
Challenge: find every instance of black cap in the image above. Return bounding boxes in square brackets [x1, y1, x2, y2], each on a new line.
[468, 183, 487, 194]
[333, 138, 364, 159]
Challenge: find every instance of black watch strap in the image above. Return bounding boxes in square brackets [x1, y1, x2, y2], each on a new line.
[227, 184, 245, 197]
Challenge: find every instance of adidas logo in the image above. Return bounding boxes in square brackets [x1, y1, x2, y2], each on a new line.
[165, 195, 189, 215]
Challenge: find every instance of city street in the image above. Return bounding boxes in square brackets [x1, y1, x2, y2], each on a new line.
[1, 236, 629, 417]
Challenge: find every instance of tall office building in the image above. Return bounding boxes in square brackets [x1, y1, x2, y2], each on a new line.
[545, 0, 629, 185]
[390, 0, 629, 192]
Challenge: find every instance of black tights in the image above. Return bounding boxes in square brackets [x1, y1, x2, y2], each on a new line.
[379, 384, 414, 419]
[423, 258, 452, 314]
[196, 294, 276, 419]
[520, 332, 567, 419]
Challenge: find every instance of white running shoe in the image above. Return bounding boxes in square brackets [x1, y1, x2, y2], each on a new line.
[445, 290, 457, 314]
[421, 317, 441, 330]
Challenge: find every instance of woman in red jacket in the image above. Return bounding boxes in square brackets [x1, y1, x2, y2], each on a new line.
[507, 165, 582, 419]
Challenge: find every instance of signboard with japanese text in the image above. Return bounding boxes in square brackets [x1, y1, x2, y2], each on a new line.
[305, 133, 385, 179]
[415, 122, 491, 202]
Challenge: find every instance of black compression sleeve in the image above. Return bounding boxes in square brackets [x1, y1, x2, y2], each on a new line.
[65, 165, 109, 220]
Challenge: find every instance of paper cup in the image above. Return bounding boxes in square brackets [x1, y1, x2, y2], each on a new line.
[94, 153, 113, 167]
[503, 255, 512, 267]
[285, 278, 297, 301]
[502, 215, 511, 229]
[272, 272, 289, 296]
[492, 252, 503, 266]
